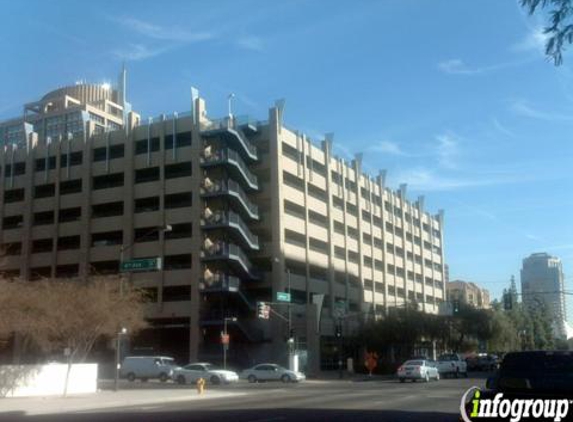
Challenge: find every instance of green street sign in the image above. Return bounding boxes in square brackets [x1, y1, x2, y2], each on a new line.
[276, 292, 291, 303]
[333, 300, 347, 318]
[120, 258, 162, 273]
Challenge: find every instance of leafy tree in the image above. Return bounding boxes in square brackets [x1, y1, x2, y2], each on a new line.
[0, 276, 148, 363]
[488, 304, 521, 352]
[521, 0, 573, 65]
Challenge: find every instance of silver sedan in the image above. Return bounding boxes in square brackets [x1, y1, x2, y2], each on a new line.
[240, 363, 306, 383]
[397, 359, 440, 383]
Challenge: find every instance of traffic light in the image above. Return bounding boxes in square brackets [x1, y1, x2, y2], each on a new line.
[453, 300, 460, 315]
[289, 328, 295, 339]
[503, 292, 513, 310]
[257, 302, 269, 319]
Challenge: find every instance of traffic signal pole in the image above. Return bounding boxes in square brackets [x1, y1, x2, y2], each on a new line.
[258, 302, 295, 370]
[336, 318, 343, 379]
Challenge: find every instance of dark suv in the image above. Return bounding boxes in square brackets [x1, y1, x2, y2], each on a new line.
[486, 351, 573, 397]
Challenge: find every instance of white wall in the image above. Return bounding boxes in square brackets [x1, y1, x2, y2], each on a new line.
[0, 363, 98, 398]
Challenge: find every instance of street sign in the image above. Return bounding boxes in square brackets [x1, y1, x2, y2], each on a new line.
[276, 292, 291, 302]
[333, 300, 347, 319]
[120, 258, 162, 273]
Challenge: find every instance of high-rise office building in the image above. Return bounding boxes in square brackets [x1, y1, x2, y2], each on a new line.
[0, 79, 446, 371]
[521, 253, 568, 339]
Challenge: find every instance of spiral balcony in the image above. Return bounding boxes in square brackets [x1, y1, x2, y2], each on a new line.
[201, 147, 258, 191]
[200, 117, 258, 162]
[200, 273, 241, 293]
[201, 209, 259, 251]
[199, 271, 255, 311]
[201, 241, 259, 279]
[201, 178, 259, 221]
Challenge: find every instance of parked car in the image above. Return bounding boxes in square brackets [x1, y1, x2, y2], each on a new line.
[240, 363, 305, 383]
[120, 356, 179, 382]
[173, 362, 239, 385]
[397, 359, 440, 383]
[436, 353, 468, 378]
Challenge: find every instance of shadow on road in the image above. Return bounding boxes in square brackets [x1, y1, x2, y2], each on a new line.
[0, 408, 459, 422]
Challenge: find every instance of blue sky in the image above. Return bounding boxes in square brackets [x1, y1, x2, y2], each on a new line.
[1, 0, 572, 321]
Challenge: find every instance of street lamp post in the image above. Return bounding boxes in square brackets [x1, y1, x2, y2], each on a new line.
[223, 317, 237, 370]
[119, 224, 172, 293]
[337, 318, 343, 379]
[114, 224, 172, 392]
[114, 327, 127, 392]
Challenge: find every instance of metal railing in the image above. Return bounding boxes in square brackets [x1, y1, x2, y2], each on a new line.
[200, 274, 241, 292]
[226, 179, 259, 217]
[201, 178, 258, 219]
[201, 147, 258, 189]
[200, 117, 257, 159]
[228, 212, 259, 249]
[202, 242, 254, 274]
[201, 210, 259, 250]
[134, 111, 192, 127]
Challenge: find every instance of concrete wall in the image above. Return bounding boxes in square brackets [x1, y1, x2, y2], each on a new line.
[0, 363, 97, 397]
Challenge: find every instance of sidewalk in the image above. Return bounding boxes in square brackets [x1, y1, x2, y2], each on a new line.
[0, 389, 245, 417]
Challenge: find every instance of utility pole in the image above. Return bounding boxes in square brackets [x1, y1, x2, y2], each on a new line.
[337, 318, 343, 379]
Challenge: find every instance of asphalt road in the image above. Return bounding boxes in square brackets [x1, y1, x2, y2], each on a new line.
[2, 374, 489, 422]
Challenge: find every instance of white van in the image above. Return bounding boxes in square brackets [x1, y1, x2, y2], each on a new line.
[120, 356, 179, 382]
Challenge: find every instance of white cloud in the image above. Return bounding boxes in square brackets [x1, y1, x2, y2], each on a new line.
[114, 17, 214, 43]
[437, 57, 535, 76]
[368, 140, 407, 156]
[113, 44, 169, 61]
[392, 168, 487, 191]
[492, 118, 516, 138]
[110, 16, 215, 61]
[333, 143, 354, 160]
[510, 99, 573, 122]
[236, 36, 264, 51]
[513, 27, 548, 54]
[436, 132, 460, 170]
[392, 166, 543, 192]
[437, 59, 482, 75]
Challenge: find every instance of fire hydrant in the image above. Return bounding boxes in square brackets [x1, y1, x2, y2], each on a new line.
[196, 377, 205, 395]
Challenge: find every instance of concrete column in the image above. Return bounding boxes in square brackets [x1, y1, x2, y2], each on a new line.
[21, 143, 35, 280]
[79, 122, 94, 279]
[376, 171, 389, 315]
[189, 96, 205, 362]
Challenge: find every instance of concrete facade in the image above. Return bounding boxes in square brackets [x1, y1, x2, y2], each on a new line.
[0, 84, 446, 370]
[446, 280, 490, 309]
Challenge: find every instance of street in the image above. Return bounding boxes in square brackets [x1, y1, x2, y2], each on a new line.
[0, 373, 489, 422]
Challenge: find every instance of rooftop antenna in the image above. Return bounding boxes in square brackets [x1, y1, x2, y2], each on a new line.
[118, 63, 127, 127]
[118, 62, 127, 107]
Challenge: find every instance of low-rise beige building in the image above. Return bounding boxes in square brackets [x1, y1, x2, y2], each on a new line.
[0, 79, 446, 371]
[447, 280, 490, 309]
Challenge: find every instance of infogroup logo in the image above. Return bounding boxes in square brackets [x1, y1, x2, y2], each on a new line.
[460, 387, 571, 422]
